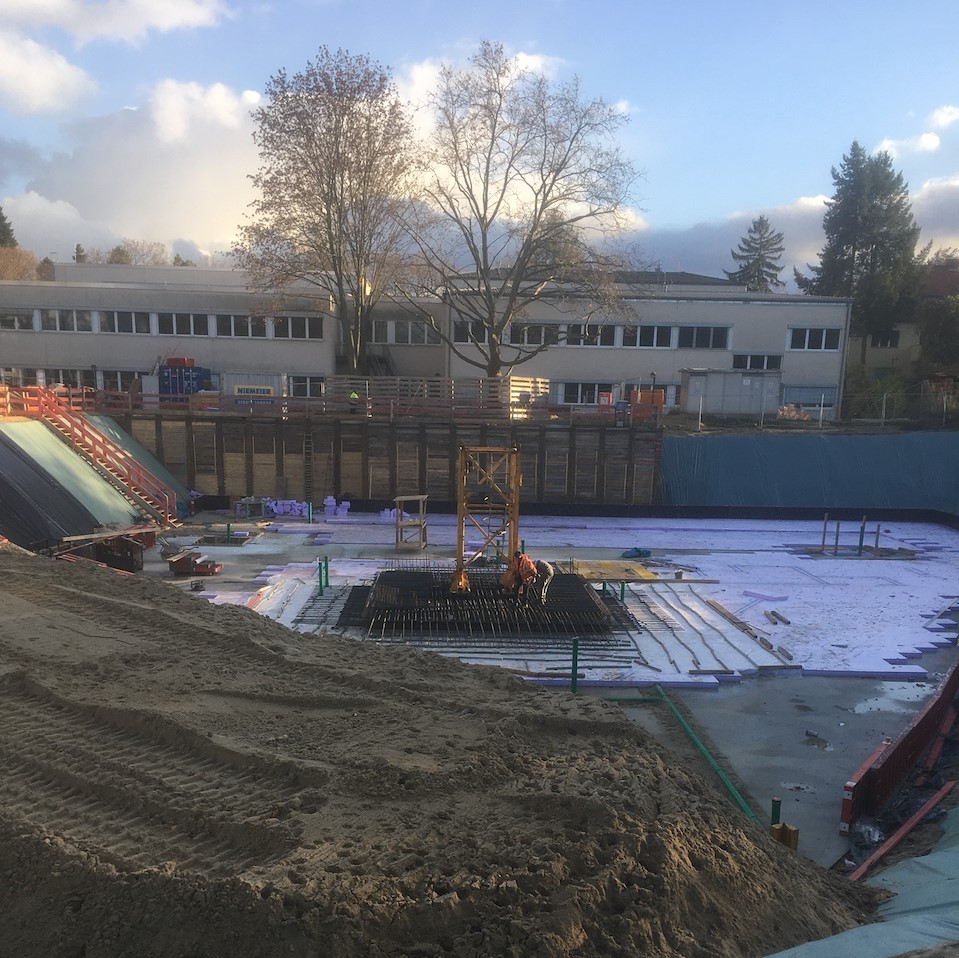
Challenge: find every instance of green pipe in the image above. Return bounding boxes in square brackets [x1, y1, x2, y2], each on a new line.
[226, 522, 231, 543]
[602, 696, 662, 704]
[308, 501, 313, 524]
[654, 685, 758, 822]
[771, 796, 782, 826]
[323, 555, 330, 587]
[570, 638, 579, 694]
[317, 559, 324, 596]
[620, 581, 625, 601]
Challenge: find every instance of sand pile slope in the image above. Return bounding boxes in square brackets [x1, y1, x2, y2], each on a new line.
[0, 545, 874, 957]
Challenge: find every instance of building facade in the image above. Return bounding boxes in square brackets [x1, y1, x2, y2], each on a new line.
[0, 265, 851, 418]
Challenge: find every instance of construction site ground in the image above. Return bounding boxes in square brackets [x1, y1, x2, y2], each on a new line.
[152, 512, 959, 874]
[3, 511, 959, 956]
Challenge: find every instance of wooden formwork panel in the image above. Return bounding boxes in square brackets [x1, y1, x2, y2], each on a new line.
[126, 414, 662, 507]
[251, 424, 275, 456]
[542, 431, 570, 499]
[284, 457, 305, 500]
[158, 420, 187, 485]
[339, 452, 363, 498]
[222, 452, 247, 499]
[191, 422, 217, 475]
[220, 422, 246, 455]
[251, 454, 276, 488]
[195, 471, 218, 495]
[129, 418, 157, 455]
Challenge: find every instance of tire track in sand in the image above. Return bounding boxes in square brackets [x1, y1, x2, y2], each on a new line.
[0, 675, 316, 877]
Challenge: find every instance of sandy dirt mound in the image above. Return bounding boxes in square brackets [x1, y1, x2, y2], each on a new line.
[0, 546, 875, 957]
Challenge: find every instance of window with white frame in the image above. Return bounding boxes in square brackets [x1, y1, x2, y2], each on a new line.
[560, 382, 614, 404]
[273, 315, 322, 340]
[789, 327, 841, 350]
[676, 326, 729, 349]
[288, 375, 325, 398]
[565, 323, 615, 346]
[623, 325, 672, 347]
[393, 319, 440, 345]
[100, 370, 144, 391]
[40, 309, 93, 332]
[732, 354, 782, 370]
[452, 318, 489, 344]
[101, 310, 151, 334]
[213, 313, 264, 337]
[156, 312, 209, 336]
[506, 323, 558, 346]
[0, 313, 34, 331]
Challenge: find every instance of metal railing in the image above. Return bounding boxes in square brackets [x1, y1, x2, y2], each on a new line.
[0, 385, 179, 527]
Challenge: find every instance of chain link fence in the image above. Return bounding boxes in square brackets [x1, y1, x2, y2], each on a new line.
[844, 382, 959, 427]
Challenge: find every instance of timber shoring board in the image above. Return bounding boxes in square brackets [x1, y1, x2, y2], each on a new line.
[138, 414, 661, 506]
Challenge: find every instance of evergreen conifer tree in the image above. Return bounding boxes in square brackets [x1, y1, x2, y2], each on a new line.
[0, 206, 16, 247]
[724, 215, 785, 291]
[796, 141, 923, 363]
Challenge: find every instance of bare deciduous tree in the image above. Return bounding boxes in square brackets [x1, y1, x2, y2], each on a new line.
[235, 47, 415, 374]
[404, 41, 640, 377]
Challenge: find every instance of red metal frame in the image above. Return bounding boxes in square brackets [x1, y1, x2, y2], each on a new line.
[839, 660, 959, 834]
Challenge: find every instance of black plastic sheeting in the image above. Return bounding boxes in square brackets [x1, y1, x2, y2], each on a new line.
[660, 433, 959, 512]
[0, 432, 100, 550]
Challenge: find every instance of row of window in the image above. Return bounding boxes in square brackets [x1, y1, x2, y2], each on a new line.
[0, 310, 324, 340]
[0, 367, 329, 396]
[452, 320, 841, 352]
[1, 366, 841, 411]
[371, 319, 441, 345]
[553, 382, 838, 407]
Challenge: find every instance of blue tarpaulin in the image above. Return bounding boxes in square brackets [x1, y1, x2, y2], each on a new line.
[660, 433, 959, 513]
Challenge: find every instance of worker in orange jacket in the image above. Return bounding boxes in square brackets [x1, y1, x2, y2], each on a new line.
[510, 550, 537, 605]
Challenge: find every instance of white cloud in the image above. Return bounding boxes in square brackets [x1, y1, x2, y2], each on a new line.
[514, 51, 563, 78]
[912, 175, 959, 253]
[4, 0, 229, 44]
[877, 132, 941, 157]
[150, 79, 260, 143]
[931, 105, 959, 130]
[2, 191, 117, 255]
[10, 79, 259, 258]
[0, 30, 97, 114]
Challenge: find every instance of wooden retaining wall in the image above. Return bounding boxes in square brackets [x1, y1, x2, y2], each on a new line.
[117, 413, 662, 507]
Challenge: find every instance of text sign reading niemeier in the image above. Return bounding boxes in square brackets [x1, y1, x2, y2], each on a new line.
[234, 385, 275, 405]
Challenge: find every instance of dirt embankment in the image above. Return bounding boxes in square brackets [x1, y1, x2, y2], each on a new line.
[0, 544, 875, 957]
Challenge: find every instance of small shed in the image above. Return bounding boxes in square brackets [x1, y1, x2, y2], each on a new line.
[679, 368, 782, 418]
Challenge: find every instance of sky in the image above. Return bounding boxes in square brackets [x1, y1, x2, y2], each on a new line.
[2, 0, 959, 285]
